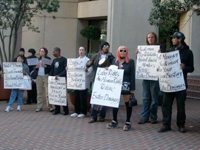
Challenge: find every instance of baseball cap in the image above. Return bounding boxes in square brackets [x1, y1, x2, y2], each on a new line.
[170, 32, 185, 40]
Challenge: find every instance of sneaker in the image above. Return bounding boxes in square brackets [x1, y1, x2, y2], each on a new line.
[35, 108, 42, 112]
[5, 106, 13, 112]
[17, 105, 21, 111]
[158, 126, 171, 133]
[88, 118, 97, 123]
[98, 117, 105, 122]
[138, 118, 149, 124]
[107, 120, 118, 129]
[179, 127, 186, 133]
[123, 122, 131, 131]
[70, 113, 78, 118]
[78, 114, 86, 118]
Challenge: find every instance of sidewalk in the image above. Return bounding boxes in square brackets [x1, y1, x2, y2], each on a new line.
[0, 98, 199, 150]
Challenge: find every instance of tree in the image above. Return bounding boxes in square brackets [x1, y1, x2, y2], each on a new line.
[149, 0, 200, 48]
[0, 0, 60, 63]
[80, 25, 101, 53]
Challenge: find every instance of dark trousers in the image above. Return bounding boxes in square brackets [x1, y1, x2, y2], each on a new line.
[55, 105, 68, 113]
[162, 90, 186, 128]
[74, 89, 87, 115]
[27, 81, 37, 103]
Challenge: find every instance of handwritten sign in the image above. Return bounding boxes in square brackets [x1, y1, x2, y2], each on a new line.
[67, 58, 86, 90]
[157, 51, 186, 92]
[3, 62, 24, 89]
[136, 45, 160, 80]
[27, 58, 38, 66]
[41, 57, 52, 65]
[48, 76, 67, 106]
[90, 66, 124, 108]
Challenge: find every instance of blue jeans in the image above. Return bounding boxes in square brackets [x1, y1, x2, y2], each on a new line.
[8, 89, 24, 107]
[141, 80, 159, 120]
[91, 105, 107, 119]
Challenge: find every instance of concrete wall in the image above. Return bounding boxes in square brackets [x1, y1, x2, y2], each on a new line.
[107, 0, 158, 104]
[21, 0, 85, 59]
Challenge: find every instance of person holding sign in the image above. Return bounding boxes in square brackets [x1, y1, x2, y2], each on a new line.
[158, 32, 194, 133]
[106, 46, 135, 131]
[87, 42, 115, 123]
[5, 55, 29, 112]
[137, 32, 165, 124]
[50, 47, 68, 115]
[25, 48, 38, 105]
[35, 47, 53, 112]
[70, 47, 93, 118]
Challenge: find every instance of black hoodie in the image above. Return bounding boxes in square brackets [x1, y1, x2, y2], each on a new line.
[170, 43, 194, 87]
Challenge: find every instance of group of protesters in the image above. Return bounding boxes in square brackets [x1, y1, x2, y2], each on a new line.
[1, 31, 194, 133]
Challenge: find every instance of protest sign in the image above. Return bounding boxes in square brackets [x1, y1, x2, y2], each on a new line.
[90, 66, 124, 108]
[157, 51, 186, 92]
[136, 45, 160, 80]
[27, 58, 38, 66]
[48, 76, 67, 106]
[41, 57, 52, 65]
[67, 58, 86, 90]
[3, 62, 23, 89]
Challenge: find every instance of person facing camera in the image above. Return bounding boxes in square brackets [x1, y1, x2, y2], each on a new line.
[106, 46, 135, 131]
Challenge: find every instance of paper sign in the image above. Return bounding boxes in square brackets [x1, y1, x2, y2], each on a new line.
[41, 58, 52, 65]
[90, 67, 124, 108]
[27, 58, 38, 66]
[157, 51, 186, 92]
[3, 62, 24, 89]
[67, 58, 86, 90]
[48, 76, 67, 106]
[136, 45, 160, 80]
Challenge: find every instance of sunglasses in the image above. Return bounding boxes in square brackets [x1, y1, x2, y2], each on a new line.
[120, 50, 127, 52]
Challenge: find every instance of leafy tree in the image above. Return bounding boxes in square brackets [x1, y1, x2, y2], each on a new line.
[0, 0, 60, 63]
[149, 0, 200, 48]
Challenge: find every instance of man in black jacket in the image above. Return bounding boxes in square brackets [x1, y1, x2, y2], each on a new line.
[158, 32, 194, 133]
[13, 48, 27, 64]
[86, 42, 115, 123]
[50, 47, 68, 115]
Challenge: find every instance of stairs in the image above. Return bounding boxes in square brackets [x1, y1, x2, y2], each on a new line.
[187, 76, 200, 100]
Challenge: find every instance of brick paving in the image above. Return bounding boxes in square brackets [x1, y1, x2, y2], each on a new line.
[0, 97, 200, 150]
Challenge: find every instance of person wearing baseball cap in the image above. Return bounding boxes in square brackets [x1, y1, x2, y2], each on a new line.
[158, 31, 194, 133]
[13, 48, 27, 64]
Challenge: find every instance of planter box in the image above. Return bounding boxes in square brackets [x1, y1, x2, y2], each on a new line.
[0, 77, 11, 100]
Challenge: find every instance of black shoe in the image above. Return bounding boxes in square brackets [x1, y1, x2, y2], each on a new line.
[138, 118, 149, 124]
[24, 101, 31, 105]
[62, 111, 68, 115]
[52, 110, 60, 115]
[151, 119, 158, 124]
[158, 126, 171, 133]
[179, 127, 186, 133]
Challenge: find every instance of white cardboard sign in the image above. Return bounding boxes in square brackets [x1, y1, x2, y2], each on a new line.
[157, 51, 186, 92]
[90, 66, 124, 108]
[27, 58, 38, 66]
[136, 45, 160, 80]
[48, 76, 67, 106]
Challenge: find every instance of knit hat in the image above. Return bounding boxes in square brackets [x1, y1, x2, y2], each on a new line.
[19, 48, 25, 52]
[40, 47, 48, 54]
[100, 42, 110, 50]
[28, 48, 36, 55]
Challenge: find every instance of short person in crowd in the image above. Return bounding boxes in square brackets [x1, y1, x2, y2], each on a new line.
[137, 32, 165, 124]
[87, 42, 115, 123]
[35, 47, 53, 112]
[5, 55, 30, 112]
[50, 47, 69, 115]
[25, 48, 37, 105]
[158, 32, 194, 133]
[70, 46, 93, 118]
[13, 48, 27, 64]
[106, 46, 135, 131]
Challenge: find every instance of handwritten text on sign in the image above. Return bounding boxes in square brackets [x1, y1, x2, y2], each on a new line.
[157, 51, 186, 92]
[48, 76, 67, 106]
[67, 59, 86, 90]
[90, 67, 124, 108]
[3, 62, 23, 89]
[136, 45, 160, 80]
